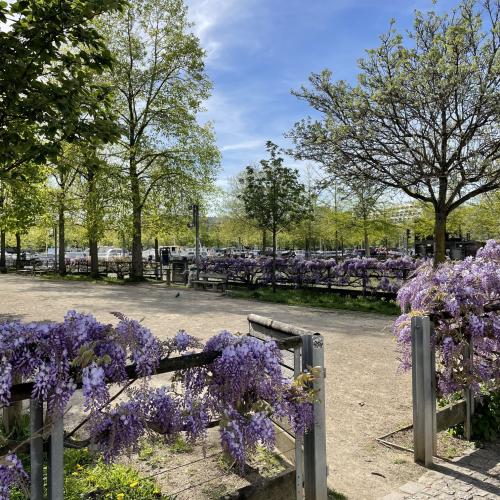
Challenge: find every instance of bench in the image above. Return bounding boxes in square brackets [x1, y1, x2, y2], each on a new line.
[191, 272, 228, 292]
[16, 265, 34, 276]
[16, 265, 51, 276]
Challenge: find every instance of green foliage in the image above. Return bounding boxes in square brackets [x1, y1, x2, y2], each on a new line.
[168, 435, 194, 454]
[0, 0, 124, 181]
[63, 449, 166, 500]
[228, 287, 400, 315]
[446, 391, 500, 442]
[239, 142, 311, 238]
[328, 488, 348, 500]
[290, 0, 500, 263]
[470, 392, 500, 442]
[100, 0, 220, 277]
[239, 142, 311, 289]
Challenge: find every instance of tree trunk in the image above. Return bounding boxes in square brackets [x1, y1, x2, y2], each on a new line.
[261, 229, 267, 254]
[0, 229, 6, 273]
[272, 227, 277, 293]
[0, 190, 5, 273]
[58, 203, 66, 275]
[89, 237, 99, 279]
[15, 232, 21, 270]
[155, 237, 159, 262]
[434, 209, 447, 265]
[363, 212, 370, 257]
[130, 161, 143, 278]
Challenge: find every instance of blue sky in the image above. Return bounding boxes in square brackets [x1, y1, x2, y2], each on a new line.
[186, 0, 457, 187]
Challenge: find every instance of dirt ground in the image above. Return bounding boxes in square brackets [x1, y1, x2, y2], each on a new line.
[0, 275, 427, 499]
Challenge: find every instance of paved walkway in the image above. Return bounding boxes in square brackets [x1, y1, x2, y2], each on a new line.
[383, 443, 500, 499]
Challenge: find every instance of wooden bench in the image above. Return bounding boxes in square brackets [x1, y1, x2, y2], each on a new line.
[16, 265, 34, 276]
[191, 272, 228, 292]
[16, 265, 51, 276]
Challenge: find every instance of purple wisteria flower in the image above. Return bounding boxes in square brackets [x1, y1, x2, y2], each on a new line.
[393, 239, 500, 395]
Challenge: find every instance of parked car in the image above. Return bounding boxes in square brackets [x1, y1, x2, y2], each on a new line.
[98, 247, 128, 261]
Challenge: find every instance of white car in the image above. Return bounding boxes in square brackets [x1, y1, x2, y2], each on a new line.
[98, 248, 127, 261]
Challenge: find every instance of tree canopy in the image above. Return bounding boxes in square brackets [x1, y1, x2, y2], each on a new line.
[290, 0, 500, 263]
[0, 0, 124, 181]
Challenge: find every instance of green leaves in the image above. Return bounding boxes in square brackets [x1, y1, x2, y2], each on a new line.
[0, 0, 125, 181]
[239, 141, 311, 235]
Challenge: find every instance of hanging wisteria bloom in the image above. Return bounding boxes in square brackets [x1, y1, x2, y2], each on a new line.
[0, 313, 315, 496]
[181, 332, 315, 468]
[200, 255, 417, 291]
[393, 240, 500, 395]
[0, 455, 28, 500]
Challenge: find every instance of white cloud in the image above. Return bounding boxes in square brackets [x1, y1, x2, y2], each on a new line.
[185, 0, 260, 64]
[221, 139, 263, 152]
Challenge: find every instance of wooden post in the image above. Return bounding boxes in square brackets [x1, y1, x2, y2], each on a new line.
[411, 316, 436, 466]
[302, 334, 328, 500]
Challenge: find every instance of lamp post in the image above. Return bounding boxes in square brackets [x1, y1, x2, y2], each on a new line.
[188, 204, 200, 280]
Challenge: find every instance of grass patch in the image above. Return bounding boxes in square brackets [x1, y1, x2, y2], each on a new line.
[228, 287, 399, 315]
[10, 448, 168, 500]
[328, 487, 348, 499]
[168, 435, 194, 454]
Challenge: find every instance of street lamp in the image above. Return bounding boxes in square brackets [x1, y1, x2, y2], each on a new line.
[188, 204, 200, 280]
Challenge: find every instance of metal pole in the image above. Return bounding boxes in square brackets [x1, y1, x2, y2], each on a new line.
[294, 344, 304, 500]
[411, 316, 435, 466]
[463, 342, 474, 441]
[30, 399, 44, 500]
[302, 334, 328, 500]
[195, 204, 200, 281]
[48, 415, 64, 500]
[54, 225, 58, 272]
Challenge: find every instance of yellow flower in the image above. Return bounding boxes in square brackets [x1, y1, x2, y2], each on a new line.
[71, 472, 79, 476]
[116, 494, 125, 500]
[129, 481, 139, 489]
[76, 464, 83, 471]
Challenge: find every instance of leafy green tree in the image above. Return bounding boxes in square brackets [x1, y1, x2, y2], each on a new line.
[0, 0, 124, 181]
[0, 168, 48, 271]
[51, 147, 80, 275]
[72, 148, 118, 278]
[290, 0, 500, 264]
[101, 0, 219, 278]
[239, 142, 311, 291]
[344, 180, 386, 257]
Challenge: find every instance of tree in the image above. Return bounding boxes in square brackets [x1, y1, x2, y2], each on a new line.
[101, 0, 219, 278]
[339, 179, 386, 257]
[290, 0, 500, 264]
[51, 148, 80, 275]
[0, 167, 48, 272]
[0, 0, 123, 181]
[239, 142, 311, 291]
[73, 148, 118, 278]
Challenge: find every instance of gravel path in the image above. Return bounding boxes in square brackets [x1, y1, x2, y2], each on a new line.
[0, 275, 427, 498]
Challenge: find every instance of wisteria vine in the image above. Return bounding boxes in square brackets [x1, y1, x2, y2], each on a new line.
[393, 239, 500, 396]
[200, 255, 417, 293]
[0, 313, 314, 497]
